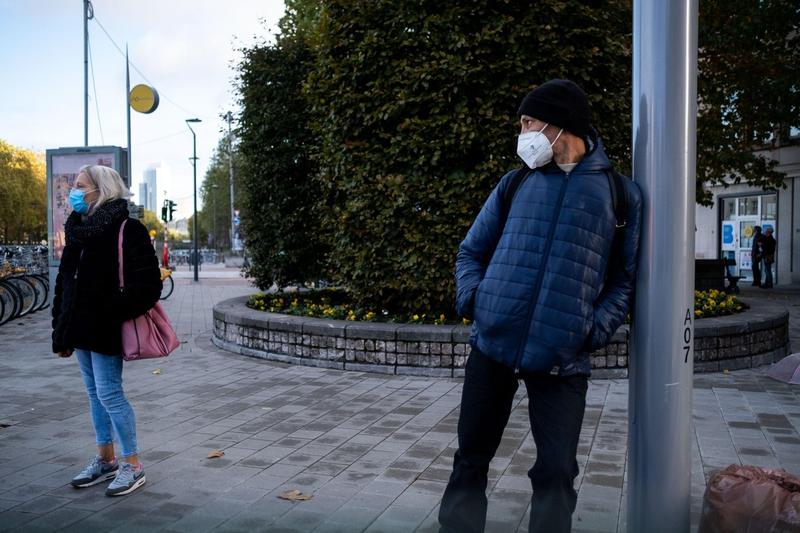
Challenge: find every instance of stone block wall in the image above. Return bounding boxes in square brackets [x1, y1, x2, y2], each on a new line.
[212, 296, 789, 378]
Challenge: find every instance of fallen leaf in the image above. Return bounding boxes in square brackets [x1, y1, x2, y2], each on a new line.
[278, 489, 313, 501]
[152, 368, 162, 375]
[723, 369, 730, 374]
[207, 450, 225, 459]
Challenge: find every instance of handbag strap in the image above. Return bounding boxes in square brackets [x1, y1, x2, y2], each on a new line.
[118, 219, 128, 290]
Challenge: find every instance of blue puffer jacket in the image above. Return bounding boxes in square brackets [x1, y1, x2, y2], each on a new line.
[455, 136, 642, 376]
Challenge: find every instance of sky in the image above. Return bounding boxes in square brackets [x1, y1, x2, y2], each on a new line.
[0, 0, 285, 219]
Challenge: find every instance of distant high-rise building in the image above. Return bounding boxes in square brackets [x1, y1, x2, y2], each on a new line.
[139, 163, 171, 213]
[138, 183, 150, 210]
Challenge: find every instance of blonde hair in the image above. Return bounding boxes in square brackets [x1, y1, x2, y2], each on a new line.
[78, 165, 131, 214]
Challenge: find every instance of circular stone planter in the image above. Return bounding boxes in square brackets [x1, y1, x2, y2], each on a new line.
[212, 296, 790, 379]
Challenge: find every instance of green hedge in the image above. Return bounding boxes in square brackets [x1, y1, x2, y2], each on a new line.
[305, 0, 632, 314]
[237, 35, 328, 289]
[236, 0, 797, 315]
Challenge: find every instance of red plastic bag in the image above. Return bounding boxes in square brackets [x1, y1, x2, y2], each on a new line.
[699, 465, 800, 532]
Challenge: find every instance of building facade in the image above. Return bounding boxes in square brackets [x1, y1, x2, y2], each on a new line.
[695, 144, 800, 285]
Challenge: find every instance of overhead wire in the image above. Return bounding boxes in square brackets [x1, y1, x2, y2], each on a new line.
[87, 31, 105, 145]
[134, 130, 188, 147]
[91, 13, 206, 120]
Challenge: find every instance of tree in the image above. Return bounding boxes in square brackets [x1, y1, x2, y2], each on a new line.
[236, 25, 328, 290]
[140, 209, 164, 237]
[696, 0, 800, 204]
[198, 135, 244, 251]
[186, 213, 209, 246]
[305, 0, 632, 313]
[0, 139, 46, 243]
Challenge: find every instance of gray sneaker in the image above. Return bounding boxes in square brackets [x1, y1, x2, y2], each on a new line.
[71, 456, 119, 488]
[105, 462, 145, 497]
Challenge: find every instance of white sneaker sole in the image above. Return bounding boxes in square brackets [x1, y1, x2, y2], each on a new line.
[71, 469, 118, 488]
[106, 474, 146, 496]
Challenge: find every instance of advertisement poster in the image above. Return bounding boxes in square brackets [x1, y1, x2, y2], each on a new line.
[50, 152, 115, 262]
[739, 250, 752, 271]
[721, 221, 737, 251]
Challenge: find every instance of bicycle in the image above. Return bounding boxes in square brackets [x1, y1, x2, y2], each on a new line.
[0, 245, 50, 326]
[160, 267, 174, 300]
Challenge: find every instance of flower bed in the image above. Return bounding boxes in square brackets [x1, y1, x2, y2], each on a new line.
[694, 289, 747, 319]
[247, 289, 469, 325]
[247, 288, 746, 326]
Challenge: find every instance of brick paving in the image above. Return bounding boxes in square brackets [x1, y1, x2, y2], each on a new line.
[0, 274, 798, 532]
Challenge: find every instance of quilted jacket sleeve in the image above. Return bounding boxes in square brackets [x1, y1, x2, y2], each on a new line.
[455, 173, 513, 319]
[114, 220, 162, 321]
[588, 179, 643, 351]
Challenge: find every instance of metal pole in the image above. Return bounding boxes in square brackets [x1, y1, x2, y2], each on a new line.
[227, 112, 235, 251]
[192, 130, 198, 282]
[125, 45, 132, 188]
[83, 0, 89, 146]
[629, 1, 698, 532]
[186, 118, 201, 280]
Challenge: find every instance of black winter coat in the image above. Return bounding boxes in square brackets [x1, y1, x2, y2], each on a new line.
[52, 201, 162, 356]
[762, 235, 776, 260]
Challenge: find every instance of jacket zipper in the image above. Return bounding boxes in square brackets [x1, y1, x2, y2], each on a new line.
[513, 170, 571, 373]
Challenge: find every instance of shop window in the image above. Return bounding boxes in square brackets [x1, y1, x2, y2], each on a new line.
[722, 198, 736, 220]
[738, 196, 758, 216]
[761, 194, 777, 220]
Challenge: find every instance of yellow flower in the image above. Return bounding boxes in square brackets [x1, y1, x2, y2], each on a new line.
[412, 314, 420, 321]
[439, 314, 446, 322]
[462, 318, 471, 325]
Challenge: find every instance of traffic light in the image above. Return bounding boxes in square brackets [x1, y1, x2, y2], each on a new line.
[161, 200, 168, 223]
[168, 200, 177, 221]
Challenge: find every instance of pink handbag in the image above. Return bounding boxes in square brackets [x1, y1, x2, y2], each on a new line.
[118, 219, 179, 361]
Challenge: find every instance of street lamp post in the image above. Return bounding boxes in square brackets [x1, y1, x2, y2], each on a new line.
[186, 118, 202, 282]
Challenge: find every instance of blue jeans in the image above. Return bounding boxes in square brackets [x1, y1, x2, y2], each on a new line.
[75, 350, 138, 458]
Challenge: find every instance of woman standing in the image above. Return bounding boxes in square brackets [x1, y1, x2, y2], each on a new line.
[52, 165, 161, 497]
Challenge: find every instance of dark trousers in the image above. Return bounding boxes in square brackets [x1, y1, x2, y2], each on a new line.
[438, 348, 588, 533]
[752, 256, 762, 286]
[763, 261, 774, 288]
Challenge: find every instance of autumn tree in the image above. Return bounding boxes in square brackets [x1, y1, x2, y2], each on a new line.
[0, 140, 46, 243]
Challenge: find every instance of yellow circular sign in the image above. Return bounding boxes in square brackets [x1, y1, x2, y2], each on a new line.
[129, 84, 159, 114]
[743, 226, 753, 238]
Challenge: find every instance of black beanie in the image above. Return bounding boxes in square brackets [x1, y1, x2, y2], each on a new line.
[517, 79, 591, 139]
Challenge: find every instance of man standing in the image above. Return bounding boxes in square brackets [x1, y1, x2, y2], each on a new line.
[751, 226, 764, 286]
[761, 227, 776, 289]
[439, 80, 642, 533]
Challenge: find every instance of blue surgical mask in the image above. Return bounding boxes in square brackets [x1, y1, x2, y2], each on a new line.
[69, 188, 93, 214]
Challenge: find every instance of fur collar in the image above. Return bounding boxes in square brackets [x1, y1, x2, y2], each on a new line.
[65, 199, 129, 246]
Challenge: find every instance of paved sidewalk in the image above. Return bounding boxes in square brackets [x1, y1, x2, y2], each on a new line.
[0, 279, 798, 532]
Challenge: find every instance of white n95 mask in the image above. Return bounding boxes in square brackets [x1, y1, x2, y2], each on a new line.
[517, 124, 563, 169]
